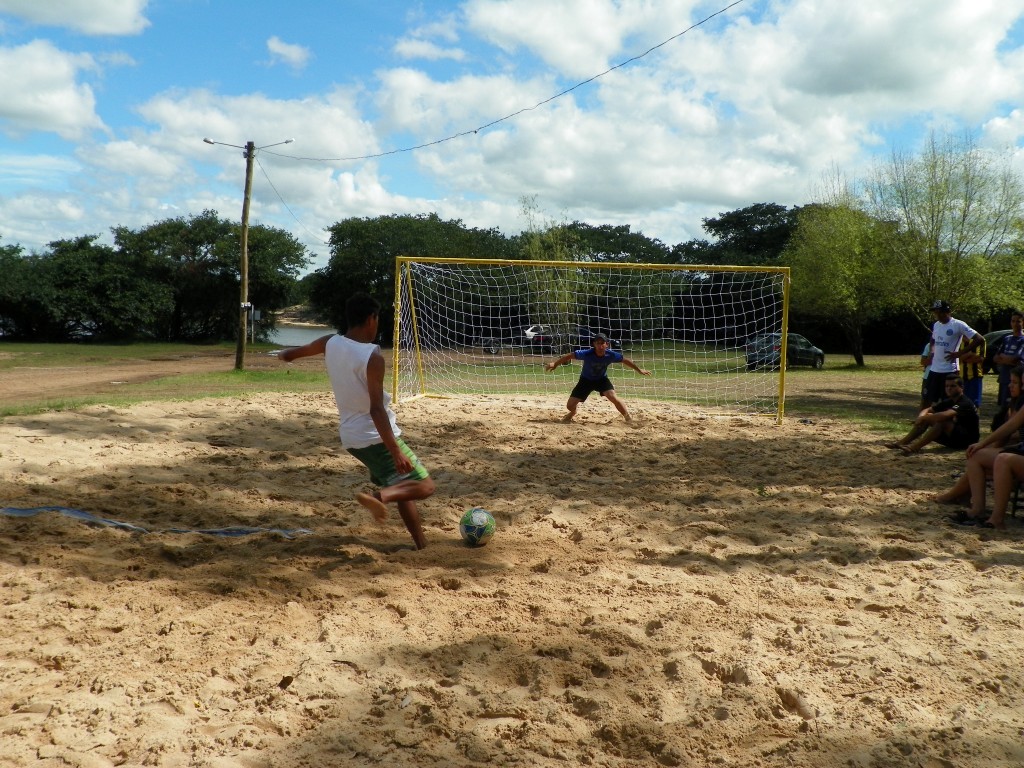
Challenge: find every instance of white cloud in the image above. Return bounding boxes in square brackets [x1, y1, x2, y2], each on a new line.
[463, 0, 698, 78]
[415, 0, 1024, 231]
[375, 67, 557, 137]
[0, 153, 80, 186]
[51, 87, 397, 252]
[409, 17, 460, 43]
[394, 13, 464, 61]
[4, 0, 1024, 262]
[0, 40, 105, 139]
[394, 38, 466, 61]
[0, 193, 88, 251]
[983, 109, 1024, 146]
[88, 139, 183, 179]
[0, 0, 150, 35]
[766, 0, 1024, 120]
[134, 87, 380, 166]
[266, 36, 311, 71]
[464, 0, 630, 77]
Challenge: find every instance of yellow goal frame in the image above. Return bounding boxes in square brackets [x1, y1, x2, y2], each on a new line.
[393, 256, 791, 422]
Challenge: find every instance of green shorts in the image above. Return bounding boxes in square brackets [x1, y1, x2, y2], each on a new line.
[347, 438, 429, 487]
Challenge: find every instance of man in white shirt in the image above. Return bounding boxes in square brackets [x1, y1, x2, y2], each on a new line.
[924, 300, 982, 406]
[279, 293, 435, 549]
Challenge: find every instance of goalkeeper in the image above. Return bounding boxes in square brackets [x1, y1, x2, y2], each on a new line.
[545, 333, 651, 422]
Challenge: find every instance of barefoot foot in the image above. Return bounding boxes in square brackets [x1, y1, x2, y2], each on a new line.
[356, 492, 388, 522]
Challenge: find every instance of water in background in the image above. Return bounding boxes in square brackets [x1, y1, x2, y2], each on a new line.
[269, 324, 336, 347]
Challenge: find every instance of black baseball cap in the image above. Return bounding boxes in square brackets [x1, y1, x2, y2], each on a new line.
[592, 333, 609, 343]
[931, 300, 951, 312]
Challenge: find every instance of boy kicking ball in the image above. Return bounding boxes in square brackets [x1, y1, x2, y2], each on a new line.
[545, 333, 651, 422]
[277, 292, 434, 550]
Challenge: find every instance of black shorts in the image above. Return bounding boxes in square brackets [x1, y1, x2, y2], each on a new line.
[935, 428, 975, 450]
[571, 376, 614, 401]
[925, 371, 950, 405]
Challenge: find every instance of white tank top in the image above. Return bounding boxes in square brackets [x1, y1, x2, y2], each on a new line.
[324, 334, 400, 449]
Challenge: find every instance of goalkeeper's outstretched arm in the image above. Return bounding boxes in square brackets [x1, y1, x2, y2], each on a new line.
[545, 352, 575, 372]
[622, 357, 652, 377]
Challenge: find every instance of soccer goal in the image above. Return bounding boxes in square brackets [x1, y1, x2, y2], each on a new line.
[392, 257, 791, 420]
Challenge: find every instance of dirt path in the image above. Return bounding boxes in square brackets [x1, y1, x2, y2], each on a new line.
[0, 348, 289, 408]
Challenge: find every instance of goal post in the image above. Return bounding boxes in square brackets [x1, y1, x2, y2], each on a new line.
[393, 257, 791, 421]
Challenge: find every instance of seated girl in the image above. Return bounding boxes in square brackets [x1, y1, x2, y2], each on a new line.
[934, 366, 1024, 530]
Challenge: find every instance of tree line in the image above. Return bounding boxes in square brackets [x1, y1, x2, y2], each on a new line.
[2, 133, 1022, 364]
[0, 210, 306, 343]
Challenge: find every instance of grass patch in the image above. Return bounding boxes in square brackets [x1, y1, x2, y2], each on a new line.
[0, 340, 238, 369]
[2, 342, 975, 438]
[0, 368, 331, 418]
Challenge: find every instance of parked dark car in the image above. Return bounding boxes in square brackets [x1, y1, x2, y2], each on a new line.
[477, 335, 503, 354]
[745, 332, 824, 371]
[983, 329, 1012, 373]
[523, 324, 620, 354]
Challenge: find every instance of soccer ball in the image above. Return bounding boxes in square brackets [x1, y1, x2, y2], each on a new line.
[459, 507, 495, 547]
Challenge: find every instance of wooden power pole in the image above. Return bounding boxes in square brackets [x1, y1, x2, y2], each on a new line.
[235, 140, 256, 371]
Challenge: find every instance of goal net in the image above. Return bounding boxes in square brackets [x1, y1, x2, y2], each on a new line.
[393, 257, 791, 420]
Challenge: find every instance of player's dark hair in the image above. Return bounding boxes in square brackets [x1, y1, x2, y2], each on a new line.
[346, 293, 381, 327]
[1012, 309, 1023, 321]
[945, 374, 963, 387]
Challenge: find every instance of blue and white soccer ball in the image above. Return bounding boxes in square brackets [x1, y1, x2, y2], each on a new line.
[459, 507, 496, 547]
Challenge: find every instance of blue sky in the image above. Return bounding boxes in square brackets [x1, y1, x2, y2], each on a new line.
[2, 0, 1024, 272]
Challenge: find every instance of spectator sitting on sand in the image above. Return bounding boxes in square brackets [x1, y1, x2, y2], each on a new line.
[888, 374, 979, 455]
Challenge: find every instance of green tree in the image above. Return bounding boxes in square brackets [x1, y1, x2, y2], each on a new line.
[113, 211, 237, 340]
[1, 253, 65, 340]
[866, 131, 1024, 320]
[0, 236, 174, 342]
[312, 213, 514, 339]
[113, 210, 309, 341]
[675, 203, 800, 265]
[46, 236, 175, 340]
[515, 197, 581, 330]
[564, 221, 672, 263]
[784, 202, 903, 366]
[0, 240, 31, 337]
[670, 238, 718, 264]
[0, 236, 174, 341]
[235, 223, 310, 336]
[990, 224, 1024, 314]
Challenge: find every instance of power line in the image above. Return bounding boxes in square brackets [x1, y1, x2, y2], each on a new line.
[264, 0, 749, 164]
[255, 156, 331, 245]
[250, 0, 750, 250]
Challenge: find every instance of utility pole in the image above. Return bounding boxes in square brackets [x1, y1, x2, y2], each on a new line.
[236, 140, 255, 371]
[203, 137, 293, 371]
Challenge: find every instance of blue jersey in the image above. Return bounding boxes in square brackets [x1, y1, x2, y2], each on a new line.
[573, 348, 624, 380]
[1000, 334, 1024, 370]
[997, 333, 1024, 405]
